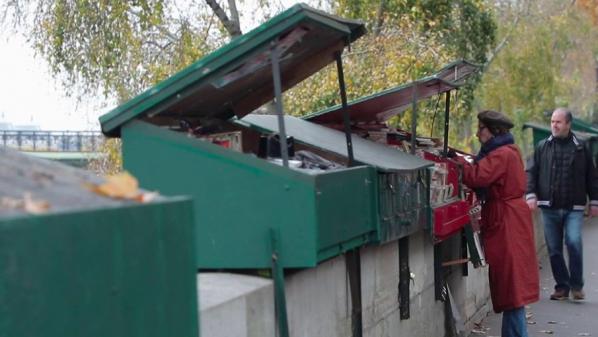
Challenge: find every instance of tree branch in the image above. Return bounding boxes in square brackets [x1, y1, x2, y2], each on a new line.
[127, 8, 178, 43]
[202, 12, 216, 44]
[205, 0, 241, 38]
[484, 3, 525, 68]
[374, 0, 386, 36]
[227, 0, 241, 37]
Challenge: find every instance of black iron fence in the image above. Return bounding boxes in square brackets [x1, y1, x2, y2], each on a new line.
[0, 130, 105, 152]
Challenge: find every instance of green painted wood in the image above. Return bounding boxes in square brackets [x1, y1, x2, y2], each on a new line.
[99, 3, 366, 137]
[375, 170, 430, 243]
[0, 199, 198, 337]
[524, 121, 598, 143]
[121, 120, 377, 268]
[239, 115, 433, 171]
[314, 167, 377, 260]
[270, 228, 289, 337]
[240, 115, 431, 244]
[571, 118, 598, 134]
[304, 60, 480, 124]
[523, 121, 598, 160]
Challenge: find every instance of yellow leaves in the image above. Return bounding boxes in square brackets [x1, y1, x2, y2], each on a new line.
[577, 0, 598, 25]
[89, 171, 139, 199]
[88, 138, 122, 175]
[85, 171, 159, 203]
[0, 172, 159, 216]
[283, 27, 452, 119]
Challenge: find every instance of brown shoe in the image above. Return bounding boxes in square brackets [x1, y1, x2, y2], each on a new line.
[572, 289, 585, 300]
[550, 289, 569, 300]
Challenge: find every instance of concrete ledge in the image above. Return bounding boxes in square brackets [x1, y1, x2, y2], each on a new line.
[198, 273, 274, 337]
[196, 220, 542, 337]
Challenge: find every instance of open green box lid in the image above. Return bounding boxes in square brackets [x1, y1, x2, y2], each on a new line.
[100, 3, 366, 137]
[523, 121, 598, 143]
[239, 115, 432, 171]
[305, 60, 479, 124]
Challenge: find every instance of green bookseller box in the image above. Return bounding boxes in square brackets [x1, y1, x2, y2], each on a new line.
[100, 3, 434, 270]
[0, 148, 198, 337]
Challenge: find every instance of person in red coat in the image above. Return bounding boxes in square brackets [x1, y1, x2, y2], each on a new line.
[454, 110, 539, 337]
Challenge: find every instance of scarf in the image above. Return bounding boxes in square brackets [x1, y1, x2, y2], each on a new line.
[474, 132, 514, 202]
[475, 132, 514, 161]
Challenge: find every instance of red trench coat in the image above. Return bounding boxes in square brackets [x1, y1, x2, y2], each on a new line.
[458, 144, 539, 313]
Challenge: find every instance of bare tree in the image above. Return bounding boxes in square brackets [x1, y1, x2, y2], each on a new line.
[205, 0, 242, 37]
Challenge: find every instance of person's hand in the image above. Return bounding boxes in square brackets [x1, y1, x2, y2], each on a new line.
[590, 205, 598, 217]
[526, 198, 537, 211]
[442, 149, 457, 158]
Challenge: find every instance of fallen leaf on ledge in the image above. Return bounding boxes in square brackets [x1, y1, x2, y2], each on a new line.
[84, 171, 159, 203]
[89, 171, 139, 199]
[23, 193, 50, 214]
[1, 193, 50, 214]
[134, 191, 160, 203]
[0, 196, 23, 209]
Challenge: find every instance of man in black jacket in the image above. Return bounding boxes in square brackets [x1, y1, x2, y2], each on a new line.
[526, 107, 598, 301]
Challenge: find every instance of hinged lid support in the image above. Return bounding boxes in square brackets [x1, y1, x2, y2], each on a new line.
[271, 41, 290, 167]
[335, 52, 355, 166]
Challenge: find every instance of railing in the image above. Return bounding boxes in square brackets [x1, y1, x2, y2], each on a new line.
[0, 130, 105, 152]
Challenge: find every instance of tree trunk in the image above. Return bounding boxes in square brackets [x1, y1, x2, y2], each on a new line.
[205, 0, 242, 38]
[374, 0, 386, 36]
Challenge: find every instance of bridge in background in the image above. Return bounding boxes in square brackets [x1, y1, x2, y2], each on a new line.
[1, 130, 104, 152]
[1, 130, 106, 167]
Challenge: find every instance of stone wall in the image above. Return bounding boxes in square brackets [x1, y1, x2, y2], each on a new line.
[199, 216, 546, 337]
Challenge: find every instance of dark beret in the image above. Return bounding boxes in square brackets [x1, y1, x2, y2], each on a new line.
[477, 110, 514, 129]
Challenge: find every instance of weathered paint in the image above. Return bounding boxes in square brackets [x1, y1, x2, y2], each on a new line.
[0, 199, 198, 337]
[121, 120, 377, 268]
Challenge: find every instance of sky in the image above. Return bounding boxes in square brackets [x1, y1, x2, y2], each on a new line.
[0, 35, 106, 131]
[0, 0, 315, 132]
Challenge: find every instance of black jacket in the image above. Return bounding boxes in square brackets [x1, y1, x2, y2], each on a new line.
[526, 133, 598, 210]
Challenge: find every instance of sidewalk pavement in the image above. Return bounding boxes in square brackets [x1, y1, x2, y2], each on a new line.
[468, 216, 598, 337]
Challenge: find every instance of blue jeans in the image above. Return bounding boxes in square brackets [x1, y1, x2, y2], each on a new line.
[502, 307, 528, 337]
[541, 209, 584, 292]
